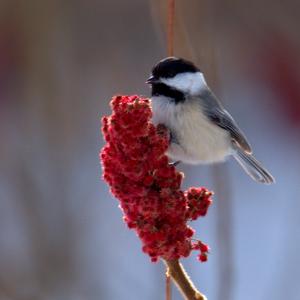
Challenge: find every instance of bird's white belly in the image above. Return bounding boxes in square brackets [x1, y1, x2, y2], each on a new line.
[151, 97, 231, 164]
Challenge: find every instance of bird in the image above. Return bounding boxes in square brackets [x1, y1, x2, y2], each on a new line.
[146, 57, 275, 184]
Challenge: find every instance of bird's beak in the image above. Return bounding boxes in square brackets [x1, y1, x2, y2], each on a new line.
[146, 76, 159, 84]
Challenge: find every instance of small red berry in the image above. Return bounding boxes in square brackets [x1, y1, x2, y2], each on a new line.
[199, 242, 210, 253]
[198, 253, 208, 262]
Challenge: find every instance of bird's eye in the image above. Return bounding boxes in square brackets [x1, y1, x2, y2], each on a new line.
[168, 71, 176, 78]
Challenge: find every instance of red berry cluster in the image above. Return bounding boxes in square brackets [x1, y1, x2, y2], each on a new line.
[100, 95, 213, 262]
[185, 187, 212, 220]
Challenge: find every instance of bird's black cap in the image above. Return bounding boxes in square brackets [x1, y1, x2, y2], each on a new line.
[151, 57, 200, 80]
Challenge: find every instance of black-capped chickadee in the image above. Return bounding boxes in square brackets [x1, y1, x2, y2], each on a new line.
[146, 57, 275, 184]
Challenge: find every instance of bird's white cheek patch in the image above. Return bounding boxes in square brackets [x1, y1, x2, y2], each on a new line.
[190, 73, 207, 95]
[161, 72, 207, 95]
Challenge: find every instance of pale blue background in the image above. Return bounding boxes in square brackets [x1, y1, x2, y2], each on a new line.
[1, 1, 300, 299]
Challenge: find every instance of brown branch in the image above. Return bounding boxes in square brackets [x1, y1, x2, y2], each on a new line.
[167, 0, 175, 56]
[164, 260, 207, 300]
[166, 267, 172, 300]
[166, 2, 175, 299]
[164, 2, 208, 300]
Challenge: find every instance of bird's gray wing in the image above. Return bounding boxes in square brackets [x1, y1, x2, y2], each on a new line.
[199, 89, 252, 154]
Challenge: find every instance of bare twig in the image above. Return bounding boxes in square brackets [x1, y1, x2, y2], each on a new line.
[164, 260, 207, 300]
[163, 2, 210, 300]
[167, 0, 175, 56]
[166, 267, 172, 300]
[166, 2, 175, 299]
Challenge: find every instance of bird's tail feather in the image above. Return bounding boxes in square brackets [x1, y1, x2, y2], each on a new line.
[233, 148, 275, 184]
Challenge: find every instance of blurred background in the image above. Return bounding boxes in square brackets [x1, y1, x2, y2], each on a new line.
[1, 0, 300, 299]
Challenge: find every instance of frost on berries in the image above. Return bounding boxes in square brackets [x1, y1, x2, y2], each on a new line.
[100, 95, 213, 262]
